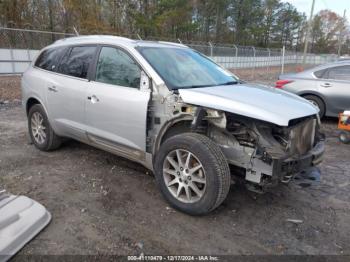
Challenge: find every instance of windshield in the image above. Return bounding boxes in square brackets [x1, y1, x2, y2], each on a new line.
[137, 47, 238, 89]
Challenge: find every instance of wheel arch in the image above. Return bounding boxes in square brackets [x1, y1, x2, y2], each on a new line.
[299, 92, 327, 111]
[153, 116, 194, 156]
[25, 96, 48, 116]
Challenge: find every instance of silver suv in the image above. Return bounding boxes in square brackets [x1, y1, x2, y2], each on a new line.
[22, 36, 325, 215]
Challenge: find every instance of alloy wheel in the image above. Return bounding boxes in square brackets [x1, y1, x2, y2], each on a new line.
[31, 112, 47, 144]
[163, 149, 206, 203]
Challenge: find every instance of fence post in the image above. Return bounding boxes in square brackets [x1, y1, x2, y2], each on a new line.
[252, 46, 256, 80]
[9, 46, 15, 74]
[233, 44, 238, 71]
[281, 45, 285, 74]
[208, 42, 213, 57]
[267, 48, 271, 77]
[27, 47, 31, 64]
[233, 44, 238, 58]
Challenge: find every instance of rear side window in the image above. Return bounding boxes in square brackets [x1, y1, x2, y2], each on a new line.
[58, 46, 96, 79]
[327, 65, 350, 81]
[314, 68, 327, 78]
[35, 47, 67, 72]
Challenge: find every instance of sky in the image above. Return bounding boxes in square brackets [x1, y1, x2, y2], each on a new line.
[282, 0, 349, 21]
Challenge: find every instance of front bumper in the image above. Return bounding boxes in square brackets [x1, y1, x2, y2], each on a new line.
[245, 140, 325, 188]
[278, 140, 325, 183]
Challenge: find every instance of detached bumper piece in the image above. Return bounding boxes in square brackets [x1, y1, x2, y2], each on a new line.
[0, 191, 51, 262]
[293, 167, 321, 188]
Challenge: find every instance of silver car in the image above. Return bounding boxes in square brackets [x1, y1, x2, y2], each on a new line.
[276, 61, 350, 118]
[22, 36, 324, 215]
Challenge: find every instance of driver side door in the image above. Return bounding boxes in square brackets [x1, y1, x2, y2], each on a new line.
[85, 46, 151, 159]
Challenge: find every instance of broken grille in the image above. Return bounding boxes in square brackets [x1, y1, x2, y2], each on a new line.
[288, 118, 316, 155]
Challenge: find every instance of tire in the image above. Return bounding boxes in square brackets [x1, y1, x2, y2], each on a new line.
[154, 133, 231, 215]
[28, 104, 62, 151]
[303, 95, 325, 118]
[339, 131, 350, 144]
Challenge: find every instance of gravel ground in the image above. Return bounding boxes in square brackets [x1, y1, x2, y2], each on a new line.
[0, 75, 22, 103]
[231, 64, 309, 84]
[0, 105, 349, 256]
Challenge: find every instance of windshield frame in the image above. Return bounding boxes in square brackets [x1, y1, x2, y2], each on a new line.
[136, 46, 239, 90]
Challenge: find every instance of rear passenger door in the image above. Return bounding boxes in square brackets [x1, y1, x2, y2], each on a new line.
[85, 46, 151, 155]
[319, 65, 350, 114]
[46, 45, 97, 139]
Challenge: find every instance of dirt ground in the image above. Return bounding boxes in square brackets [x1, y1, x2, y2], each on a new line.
[231, 64, 310, 84]
[0, 75, 22, 103]
[0, 105, 350, 256]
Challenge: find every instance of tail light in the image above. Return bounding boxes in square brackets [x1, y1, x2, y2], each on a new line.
[275, 80, 293, 89]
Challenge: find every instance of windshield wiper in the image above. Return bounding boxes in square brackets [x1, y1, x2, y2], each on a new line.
[179, 84, 217, 89]
[219, 81, 238, 85]
[178, 80, 239, 89]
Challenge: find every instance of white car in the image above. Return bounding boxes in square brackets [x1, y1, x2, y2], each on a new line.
[21, 35, 325, 215]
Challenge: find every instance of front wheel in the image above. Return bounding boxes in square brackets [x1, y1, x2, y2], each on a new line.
[154, 133, 231, 215]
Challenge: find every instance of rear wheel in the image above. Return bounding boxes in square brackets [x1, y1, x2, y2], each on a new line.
[154, 133, 231, 215]
[28, 104, 62, 151]
[303, 95, 325, 118]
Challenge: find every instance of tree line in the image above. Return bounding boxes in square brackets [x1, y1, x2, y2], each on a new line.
[0, 0, 349, 54]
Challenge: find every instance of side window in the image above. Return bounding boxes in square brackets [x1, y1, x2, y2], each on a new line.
[314, 68, 327, 79]
[58, 46, 96, 79]
[95, 47, 141, 88]
[35, 47, 67, 72]
[327, 66, 350, 81]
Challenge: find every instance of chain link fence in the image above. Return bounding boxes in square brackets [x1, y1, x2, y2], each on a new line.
[0, 27, 74, 75]
[0, 27, 338, 83]
[185, 42, 337, 83]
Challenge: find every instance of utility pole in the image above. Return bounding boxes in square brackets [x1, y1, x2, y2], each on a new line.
[337, 9, 347, 57]
[302, 0, 316, 65]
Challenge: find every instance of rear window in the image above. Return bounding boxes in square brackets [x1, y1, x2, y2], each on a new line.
[57, 46, 96, 79]
[34, 47, 67, 72]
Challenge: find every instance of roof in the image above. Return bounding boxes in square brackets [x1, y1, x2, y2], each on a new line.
[51, 35, 188, 49]
[309, 60, 350, 71]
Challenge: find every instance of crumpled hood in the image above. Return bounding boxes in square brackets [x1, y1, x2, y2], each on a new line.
[178, 83, 318, 126]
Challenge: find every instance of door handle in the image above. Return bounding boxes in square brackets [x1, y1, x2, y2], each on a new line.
[87, 95, 99, 103]
[321, 82, 332, 88]
[48, 86, 58, 92]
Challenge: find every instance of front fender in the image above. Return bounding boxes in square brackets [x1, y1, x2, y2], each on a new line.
[152, 115, 193, 156]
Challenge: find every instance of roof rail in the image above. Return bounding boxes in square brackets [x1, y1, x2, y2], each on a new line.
[53, 35, 133, 44]
[157, 41, 187, 48]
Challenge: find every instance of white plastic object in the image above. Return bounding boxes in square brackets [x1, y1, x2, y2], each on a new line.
[0, 193, 51, 262]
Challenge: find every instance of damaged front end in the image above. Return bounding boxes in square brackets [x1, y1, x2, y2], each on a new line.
[150, 84, 324, 192]
[205, 111, 325, 191]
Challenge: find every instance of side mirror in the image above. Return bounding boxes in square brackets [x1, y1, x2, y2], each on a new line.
[140, 71, 150, 91]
